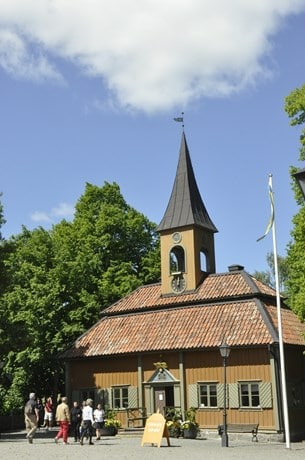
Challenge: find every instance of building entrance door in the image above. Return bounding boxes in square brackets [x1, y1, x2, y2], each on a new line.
[154, 386, 174, 415]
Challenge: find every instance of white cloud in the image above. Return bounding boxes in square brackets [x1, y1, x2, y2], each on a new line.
[30, 202, 74, 225]
[0, 28, 63, 82]
[0, 0, 304, 112]
[30, 211, 53, 224]
[51, 203, 75, 219]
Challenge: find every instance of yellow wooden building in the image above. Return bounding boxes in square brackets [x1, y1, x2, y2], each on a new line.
[62, 133, 305, 440]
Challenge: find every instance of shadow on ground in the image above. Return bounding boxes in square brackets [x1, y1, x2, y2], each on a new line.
[1, 428, 59, 442]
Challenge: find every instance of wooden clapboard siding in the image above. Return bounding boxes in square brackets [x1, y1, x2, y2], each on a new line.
[184, 350, 221, 382]
[183, 348, 275, 429]
[228, 348, 271, 381]
[183, 348, 271, 383]
[70, 359, 97, 388]
[69, 356, 138, 389]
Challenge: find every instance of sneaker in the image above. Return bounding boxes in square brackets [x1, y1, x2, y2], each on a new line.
[54, 438, 58, 444]
[63, 442, 69, 445]
[89, 441, 94, 445]
[28, 437, 33, 444]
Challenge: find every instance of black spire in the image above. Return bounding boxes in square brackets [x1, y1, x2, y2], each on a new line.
[157, 132, 218, 232]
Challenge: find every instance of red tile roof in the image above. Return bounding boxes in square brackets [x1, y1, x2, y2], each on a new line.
[103, 271, 276, 315]
[62, 271, 305, 359]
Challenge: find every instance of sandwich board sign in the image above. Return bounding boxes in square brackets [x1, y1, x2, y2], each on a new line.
[141, 411, 170, 448]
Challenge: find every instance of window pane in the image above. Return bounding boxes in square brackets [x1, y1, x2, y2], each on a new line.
[251, 384, 260, 407]
[241, 384, 250, 407]
[210, 385, 217, 407]
[122, 388, 129, 408]
[113, 388, 121, 408]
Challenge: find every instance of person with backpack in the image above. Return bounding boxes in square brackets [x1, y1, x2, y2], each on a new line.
[24, 392, 39, 443]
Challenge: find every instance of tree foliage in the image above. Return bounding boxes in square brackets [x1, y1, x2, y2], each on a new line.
[285, 84, 305, 161]
[0, 182, 160, 413]
[252, 252, 288, 294]
[284, 85, 305, 318]
[284, 208, 305, 317]
[0, 193, 6, 241]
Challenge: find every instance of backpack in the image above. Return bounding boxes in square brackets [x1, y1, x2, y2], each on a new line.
[24, 402, 34, 416]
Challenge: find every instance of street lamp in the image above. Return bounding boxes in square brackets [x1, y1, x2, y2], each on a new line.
[219, 341, 231, 447]
[293, 168, 305, 200]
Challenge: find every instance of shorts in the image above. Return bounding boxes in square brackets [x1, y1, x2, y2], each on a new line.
[44, 412, 53, 422]
[94, 421, 104, 429]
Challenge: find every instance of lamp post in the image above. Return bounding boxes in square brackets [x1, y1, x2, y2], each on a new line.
[219, 341, 231, 447]
[293, 168, 305, 200]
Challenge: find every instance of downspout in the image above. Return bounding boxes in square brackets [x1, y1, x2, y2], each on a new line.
[137, 355, 143, 407]
[270, 344, 283, 433]
[179, 352, 185, 414]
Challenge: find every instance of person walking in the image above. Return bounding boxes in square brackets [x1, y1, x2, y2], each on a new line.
[54, 396, 71, 445]
[24, 392, 39, 444]
[36, 398, 44, 428]
[43, 396, 54, 430]
[70, 401, 82, 442]
[93, 403, 105, 441]
[80, 398, 94, 445]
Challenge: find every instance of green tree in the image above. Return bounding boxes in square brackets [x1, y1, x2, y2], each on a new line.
[252, 252, 288, 294]
[285, 84, 305, 161]
[284, 84, 305, 318]
[0, 193, 6, 241]
[0, 182, 160, 413]
[0, 226, 60, 412]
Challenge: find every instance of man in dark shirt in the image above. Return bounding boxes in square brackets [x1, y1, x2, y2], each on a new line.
[24, 392, 39, 443]
[70, 401, 82, 442]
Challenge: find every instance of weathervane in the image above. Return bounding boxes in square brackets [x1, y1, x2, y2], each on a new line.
[173, 112, 184, 129]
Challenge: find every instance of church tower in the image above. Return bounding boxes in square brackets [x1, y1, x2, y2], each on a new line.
[157, 132, 218, 295]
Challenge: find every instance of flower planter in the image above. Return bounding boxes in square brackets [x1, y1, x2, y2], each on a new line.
[100, 425, 118, 436]
[183, 426, 198, 439]
[168, 427, 181, 438]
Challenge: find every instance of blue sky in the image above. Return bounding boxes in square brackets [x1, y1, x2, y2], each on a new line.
[0, 1, 305, 275]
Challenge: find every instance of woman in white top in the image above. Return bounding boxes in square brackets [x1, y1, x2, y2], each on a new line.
[80, 399, 94, 445]
[93, 403, 105, 440]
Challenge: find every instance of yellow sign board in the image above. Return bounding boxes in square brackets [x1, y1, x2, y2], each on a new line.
[141, 412, 170, 448]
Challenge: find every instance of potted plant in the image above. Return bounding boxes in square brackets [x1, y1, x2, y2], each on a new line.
[181, 407, 199, 439]
[101, 409, 122, 436]
[165, 407, 182, 438]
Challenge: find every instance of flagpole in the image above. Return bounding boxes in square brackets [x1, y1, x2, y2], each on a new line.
[269, 174, 290, 449]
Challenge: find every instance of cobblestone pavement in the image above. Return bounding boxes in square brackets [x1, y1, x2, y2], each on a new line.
[1, 429, 305, 460]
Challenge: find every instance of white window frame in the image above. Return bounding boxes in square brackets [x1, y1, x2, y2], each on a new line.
[239, 382, 260, 408]
[198, 382, 218, 408]
[112, 386, 129, 409]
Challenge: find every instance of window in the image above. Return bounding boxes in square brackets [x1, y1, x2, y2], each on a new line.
[112, 387, 129, 409]
[199, 383, 217, 407]
[169, 246, 185, 273]
[240, 383, 260, 408]
[200, 249, 207, 272]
